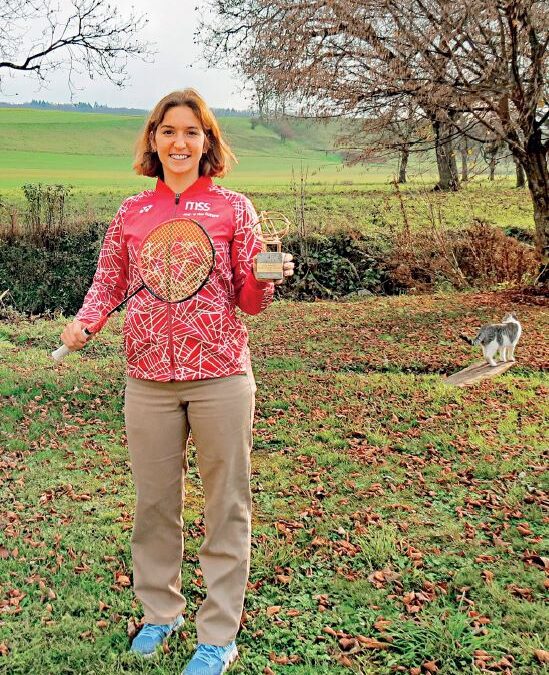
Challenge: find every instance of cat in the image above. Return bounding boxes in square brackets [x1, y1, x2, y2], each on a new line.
[460, 313, 522, 367]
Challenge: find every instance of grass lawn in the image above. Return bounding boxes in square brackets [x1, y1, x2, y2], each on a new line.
[0, 178, 536, 240]
[0, 288, 547, 674]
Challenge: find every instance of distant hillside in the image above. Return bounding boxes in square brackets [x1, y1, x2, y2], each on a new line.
[0, 108, 344, 156]
[0, 107, 372, 191]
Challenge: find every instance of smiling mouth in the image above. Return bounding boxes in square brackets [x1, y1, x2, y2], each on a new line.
[170, 154, 190, 160]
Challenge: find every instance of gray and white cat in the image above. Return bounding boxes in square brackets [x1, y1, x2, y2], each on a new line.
[460, 313, 522, 367]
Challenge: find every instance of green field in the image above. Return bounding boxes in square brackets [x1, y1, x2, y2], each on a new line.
[1, 289, 547, 673]
[0, 108, 380, 192]
[0, 108, 535, 235]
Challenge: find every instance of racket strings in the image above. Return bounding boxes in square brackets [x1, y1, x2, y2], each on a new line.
[139, 219, 214, 302]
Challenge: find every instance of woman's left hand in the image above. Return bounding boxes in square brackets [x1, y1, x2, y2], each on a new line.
[275, 253, 295, 286]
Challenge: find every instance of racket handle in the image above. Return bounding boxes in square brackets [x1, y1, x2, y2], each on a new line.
[51, 328, 91, 363]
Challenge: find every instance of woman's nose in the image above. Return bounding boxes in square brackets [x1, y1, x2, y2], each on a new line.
[173, 134, 187, 148]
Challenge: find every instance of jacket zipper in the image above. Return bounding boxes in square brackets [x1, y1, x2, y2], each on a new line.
[167, 192, 181, 380]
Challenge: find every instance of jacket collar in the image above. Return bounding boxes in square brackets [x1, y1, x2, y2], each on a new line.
[155, 176, 212, 199]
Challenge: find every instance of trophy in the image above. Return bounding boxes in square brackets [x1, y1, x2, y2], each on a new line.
[254, 211, 290, 281]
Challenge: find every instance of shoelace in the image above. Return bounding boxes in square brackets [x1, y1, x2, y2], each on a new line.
[194, 643, 226, 667]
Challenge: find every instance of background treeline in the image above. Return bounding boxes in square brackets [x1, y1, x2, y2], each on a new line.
[0, 100, 251, 117]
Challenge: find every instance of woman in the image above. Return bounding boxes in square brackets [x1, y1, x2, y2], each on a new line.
[60, 88, 294, 674]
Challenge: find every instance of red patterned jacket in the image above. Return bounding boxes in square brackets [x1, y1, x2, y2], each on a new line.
[76, 177, 274, 381]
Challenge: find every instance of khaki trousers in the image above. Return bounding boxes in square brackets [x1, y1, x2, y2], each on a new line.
[124, 371, 255, 646]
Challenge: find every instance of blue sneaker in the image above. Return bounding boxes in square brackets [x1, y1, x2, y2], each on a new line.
[130, 614, 184, 657]
[182, 641, 239, 674]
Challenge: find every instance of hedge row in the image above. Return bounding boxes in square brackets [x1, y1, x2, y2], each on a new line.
[0, 223, 537, 316]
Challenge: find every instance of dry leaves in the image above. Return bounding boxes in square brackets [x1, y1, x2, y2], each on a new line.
[268, 651, 301, 665]
[534, 649, 549, 663]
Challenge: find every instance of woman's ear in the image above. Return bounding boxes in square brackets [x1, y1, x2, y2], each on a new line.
[202, 134, 210, 155]
[149, 130, 157, 152]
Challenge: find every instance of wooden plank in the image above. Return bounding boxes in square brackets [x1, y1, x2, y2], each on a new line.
[443, 360, 516, 387]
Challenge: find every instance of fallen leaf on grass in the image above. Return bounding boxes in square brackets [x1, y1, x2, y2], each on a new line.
[534, 649, 549, 663]
[507, 584, 533, 600]
[374, 617, 392, 631]
[269, 651, 300, 665]
[313, 593, 332, 610]
[481, 570, 494, 583]
[474, 649, 491, 661]
[516, 523, 533, 536]
[423, 660, 439, 672]
[275, 574, 292, 584]
[337, 654, 353, 667]
[0, 643, 8, 656]
[356, 635, 391, 649]
[126, 617, 143, 640]
[339, 637, 361, 654]
[115, 573, 131, 587]
[523, 554, 549, 570]
[266, 605, 281, 617]
[368, 568, 401, 589]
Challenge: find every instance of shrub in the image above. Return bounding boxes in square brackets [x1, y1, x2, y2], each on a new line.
[382, 220, 537, 293]
[456, 220, 537, 287]
[0, 224, 104, 315]
[22, 183, 73, 241]
[276, 229, 389, 300]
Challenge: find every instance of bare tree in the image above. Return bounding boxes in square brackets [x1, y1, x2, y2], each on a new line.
[458, 134, 470, 183]
[198, 0, 549, 273]
[514, 157, 526, 188]
[336, 102, 430, 184]
[486, 143, 499, 182]
[0, 0, 151, 92]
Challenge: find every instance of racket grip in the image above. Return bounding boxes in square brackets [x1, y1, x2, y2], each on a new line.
[51, 328, 91, 363]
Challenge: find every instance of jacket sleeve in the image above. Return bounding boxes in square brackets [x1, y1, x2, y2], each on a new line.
[75, 203, 129, 332]
[231, 196, 275, 315]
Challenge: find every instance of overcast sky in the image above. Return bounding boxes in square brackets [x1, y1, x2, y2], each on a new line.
[2, 0, 249, 110]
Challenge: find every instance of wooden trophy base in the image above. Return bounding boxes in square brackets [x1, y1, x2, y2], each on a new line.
[443, 359, 516, 387]
[255, 251, 285, 280]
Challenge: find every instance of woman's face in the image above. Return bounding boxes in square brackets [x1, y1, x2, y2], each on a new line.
[151, 105, 207, 186]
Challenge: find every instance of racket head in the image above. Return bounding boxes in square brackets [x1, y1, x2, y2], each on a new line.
[137, 217, 215, 303]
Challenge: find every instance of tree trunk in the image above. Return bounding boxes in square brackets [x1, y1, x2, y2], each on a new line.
[489, 153, 496, 180]
[460, 137, 468, 183]
[398, 146, 409, 184]
[514, 157, 525, 188]
[521, 142, 549, 282]
[432, 120, 459, 191]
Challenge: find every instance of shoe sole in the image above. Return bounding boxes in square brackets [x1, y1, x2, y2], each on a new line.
[132, 616, 185, 659]
[222, 646, 239, 673]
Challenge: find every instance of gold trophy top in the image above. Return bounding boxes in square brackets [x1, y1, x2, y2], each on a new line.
[254, 211, 290, 252]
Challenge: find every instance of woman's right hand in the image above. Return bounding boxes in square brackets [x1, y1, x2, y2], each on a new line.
[60, 319, 89, 351]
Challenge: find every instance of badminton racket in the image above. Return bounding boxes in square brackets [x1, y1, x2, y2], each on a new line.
[52, 217, 215, 362]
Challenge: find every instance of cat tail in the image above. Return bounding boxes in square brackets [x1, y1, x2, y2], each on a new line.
[460, 333, 475, 345]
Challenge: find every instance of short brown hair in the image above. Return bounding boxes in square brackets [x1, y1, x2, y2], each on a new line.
[133, 89, 236, 179]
